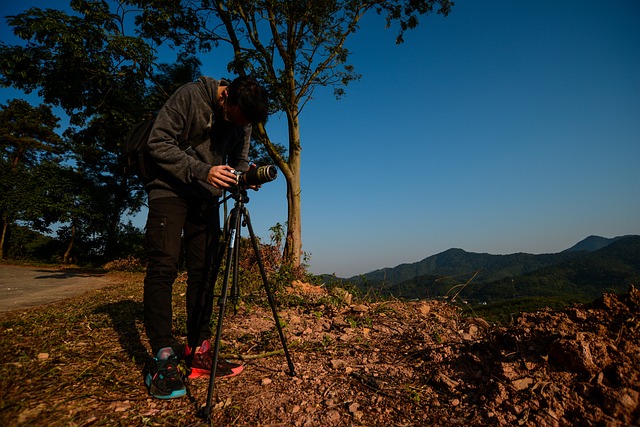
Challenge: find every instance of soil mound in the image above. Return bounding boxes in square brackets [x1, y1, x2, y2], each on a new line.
[209, 284, 640, 426]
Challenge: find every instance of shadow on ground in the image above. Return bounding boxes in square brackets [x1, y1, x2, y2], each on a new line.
[94, 300, 150, 362]
[32, 268, 109, 280]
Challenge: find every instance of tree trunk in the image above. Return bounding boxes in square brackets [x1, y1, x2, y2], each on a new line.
[63, 222, 75, 264]
[103, 176, 130, 259]
[0, 219, 7, 260]
[283, 111, 303, 269]
[284, 147, 302, 268]
[255, 113, 303, 269]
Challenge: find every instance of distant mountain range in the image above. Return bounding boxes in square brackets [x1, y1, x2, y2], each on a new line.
[562, 235, 632, 252]
[342, 235, 640, 304]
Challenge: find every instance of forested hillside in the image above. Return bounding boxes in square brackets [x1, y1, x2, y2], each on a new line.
[345, 236, 640, 310]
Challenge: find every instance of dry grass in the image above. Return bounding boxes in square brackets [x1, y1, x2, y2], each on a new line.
[0, 272, 169, 425]
[0, 271, 366, 426]
[0, 271, 459, 426]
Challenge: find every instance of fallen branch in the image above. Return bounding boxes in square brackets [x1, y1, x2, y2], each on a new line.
[221, 340, 301, 361]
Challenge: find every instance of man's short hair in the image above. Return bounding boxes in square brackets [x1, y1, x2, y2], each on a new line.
[227, 76, 269, 124]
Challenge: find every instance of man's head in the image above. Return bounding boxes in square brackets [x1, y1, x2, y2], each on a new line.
[223, 76, 269, 125]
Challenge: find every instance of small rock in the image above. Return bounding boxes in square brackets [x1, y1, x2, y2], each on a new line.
[113, 401, 131, 412]
[289, 315, 303, 325]
[461, 333, 474, 341]
[568, 308, 588, 321]
[512, 377, 534, 391]
[417, 302, 431, 315]
[331, 359, 347, 370]
[467, 317, 491, 330]
[437, 372, 459, 389]
[603, 387, 639, 421]
[548, 337, 599, 374]
[339, 333, 351, 341]
[261, 378, 272, 386]
[351, 304, 369, 313]
[327, 410, 340, 423]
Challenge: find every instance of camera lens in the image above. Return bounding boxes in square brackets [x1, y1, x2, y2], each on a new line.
[238, 165, 277, 186]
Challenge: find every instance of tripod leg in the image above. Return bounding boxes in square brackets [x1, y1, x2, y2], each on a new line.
[200, 208, 241, 420]
[243, 208, 296, 376]
[187, 228, 227, 365]
[230, 220, 241, 312]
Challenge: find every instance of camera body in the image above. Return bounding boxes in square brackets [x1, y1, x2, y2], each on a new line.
[233, 164, 277, 187]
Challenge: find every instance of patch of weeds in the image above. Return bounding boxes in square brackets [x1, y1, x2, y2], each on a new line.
[362, 316, 373, 328]
[346, 317, 358, 328]
[322, 334, 333, 348]
[352, 336, 372, 347]
[88, 313, 113, 329]
[280, 293, 306, 308]
[317, 295, 346, 309]
[345, 315, 373, 329]
[1, 319, 24, 329]
[371, 302, 398, 317]
[237, 332, 256, 344]
[173, 312, 189, 337]
[241, 302, 255, 316]
[404, 385, 422, 404]
[256, 329, 277, 351]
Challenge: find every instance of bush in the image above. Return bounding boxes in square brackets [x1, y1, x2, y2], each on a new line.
[102, 256, 146, 272]
[4, 225, 58, 262]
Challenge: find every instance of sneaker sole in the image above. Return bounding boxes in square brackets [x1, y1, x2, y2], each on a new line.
[145, 374, 187, 399]
[188, 364, 244, 379]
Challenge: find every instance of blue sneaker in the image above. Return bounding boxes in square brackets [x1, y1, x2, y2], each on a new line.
[144, 347, 186, 399]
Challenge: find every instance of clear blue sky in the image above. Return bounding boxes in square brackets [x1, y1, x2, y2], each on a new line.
[2, 1, 639, 277]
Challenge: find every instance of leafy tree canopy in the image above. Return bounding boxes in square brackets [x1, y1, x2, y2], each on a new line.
[0, 98, 64, 167]
[0, 0, 453, 266]
[1, 0, 156, 126]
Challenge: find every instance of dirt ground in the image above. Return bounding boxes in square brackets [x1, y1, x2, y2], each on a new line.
[0, 273, 638, 426]
[203, 282, 640, 426]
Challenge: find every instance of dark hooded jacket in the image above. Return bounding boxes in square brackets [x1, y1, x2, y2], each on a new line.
[145, 76, 251, 200]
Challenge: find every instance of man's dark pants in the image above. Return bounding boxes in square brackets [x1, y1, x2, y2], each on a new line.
[143, 196, 220, 355]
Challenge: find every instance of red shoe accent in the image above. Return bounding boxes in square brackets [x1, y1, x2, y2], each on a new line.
[186, 340, 243, 379]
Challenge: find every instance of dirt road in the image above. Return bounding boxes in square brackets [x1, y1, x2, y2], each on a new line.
[0, 264, 115, 313]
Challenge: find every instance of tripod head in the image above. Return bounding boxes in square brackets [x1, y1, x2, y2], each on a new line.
[219, 186, 250, 206]
[228, 187, 251, 203]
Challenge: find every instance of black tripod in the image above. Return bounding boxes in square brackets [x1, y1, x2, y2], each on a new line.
[194, 188, 296, 420]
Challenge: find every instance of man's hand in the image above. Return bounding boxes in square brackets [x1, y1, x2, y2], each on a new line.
[207, 165, 238, 189]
